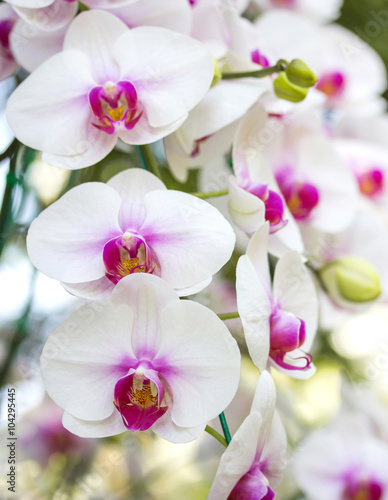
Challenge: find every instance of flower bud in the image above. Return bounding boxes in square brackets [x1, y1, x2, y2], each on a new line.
[319, 256, 382, 304]
[211, 57, 222, 88]
[286, 58, 317, 88]
[273, 72, 308, 103]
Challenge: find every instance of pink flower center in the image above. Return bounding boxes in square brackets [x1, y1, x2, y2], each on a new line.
[251, 49, 270, 68]
[114, 365, 169, 432]
[244, 181, 288, 234]
[0, 19, 14, 60]
[343, 478, 383, 500]
[276, 168, 320, 220]
[357, 168, 384, 198]
[89, 81, 142, 135]
[103, 232, 160, 284]
[269, 308, 312, 371]
[228, 464, 275, 500]
[316, 71, 346, 99]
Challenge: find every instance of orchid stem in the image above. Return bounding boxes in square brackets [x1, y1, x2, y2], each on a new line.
[217, 312, 240, 320]
[205, 425, 227, 447]
[219, 412, 231, 445]
[191, 189, 228, 199]
[137, 144, 162, 180]
[222, 58, 288, 80]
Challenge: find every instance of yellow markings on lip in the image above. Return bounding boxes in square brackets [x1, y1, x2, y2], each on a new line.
[108, 106, 124, 122]
[121, 257, 144, 274]
[132, 385, 157, 408]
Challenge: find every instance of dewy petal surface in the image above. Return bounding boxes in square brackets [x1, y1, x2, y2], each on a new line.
[114, 26, 213, 128]
[64, 10, 128, 84]
[27, 183, 122, 283]
[5, 51, 95, 155]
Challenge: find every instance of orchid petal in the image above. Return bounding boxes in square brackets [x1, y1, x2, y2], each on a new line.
[62, 410, 126, 438]
[236, 255, 271, 372]
[27, 182, 122, 282]
[208, 413, 262, 500]
[156, 300, 241, 427]
[251, 371, 276, 456]
[14, 0, 77, 31]
[273, 251, 318, 351]
[6, 50, 95, 155]
[228, 176, 266, 235]
[107, 168, 166, 231]
[114, 26, 213, 128]
[64, 10, 128, 84]
[10, 19, 66, 73]
[41, 301, 137, 421]
[246, 222, 271, 293]
[152, 411, 205, 444]
[62, 276, 115, 300]
[140, 190, 236, 290]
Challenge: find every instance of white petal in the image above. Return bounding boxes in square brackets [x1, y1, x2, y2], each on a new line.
[64, 10, 128, 84]
[109, 274, 179, 360]
[208, 413, 262, 500]
[228, 176, 266, 235]
[246, 222, 271, 293]
[273, 251, 318, 351]
[251, 371, 276, 456]
[14, 0, 77, 31]
[63, 410, 126, 438]
[175, 277, 212, 297]
[43, 123, 117, 170]
[6, 50, 95, 155]
[27, 182, 122, 282]
[107, 168, 166, 231]
[118, 112, 187, 145]
[152, 411, 205, 444]
[61, 276, 115, 300]
[41, 301, 136, 421]
[10, 19, 66, 73]
[296, 136, 358, 234]
[236, 255, 271, 372]
[4, 0, 53, 7]
[106, 0, 192, 35]
[261, 411, 287, 489]
[140, 190, 236, 290]
[114, 27, 213, 127]
[157, 300, 241, 427]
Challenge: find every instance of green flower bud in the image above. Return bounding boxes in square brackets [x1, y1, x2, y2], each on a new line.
[211, 57, 222, 88]
[319, 256, 382, 304]
[273, 72, 308, 103]
[286, 59, 317, 88]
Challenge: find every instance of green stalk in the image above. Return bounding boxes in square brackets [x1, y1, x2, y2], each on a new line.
[222, 59, 288, 80]
[190, 189, 228, 199]
[137, 144, 162, 180]
[217, 312, 240, 321]
[219, 412, 232, 445]
[205, 425, 227, 447]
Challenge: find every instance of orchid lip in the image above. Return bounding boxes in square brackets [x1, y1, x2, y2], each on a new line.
[114, 369, 169, 432]
[357, 168, 384, 198]
[316, 71, 346, 99]
[89, 80, 142, 134]
[103, 232, 160, 285]
[243, 181, 288, 233]
[276, 168, 320, 220]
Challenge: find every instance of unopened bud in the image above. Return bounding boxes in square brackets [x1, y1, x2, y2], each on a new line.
[319, 256, 382, 304]
[273, 72, 308, 103]
[211, 57, 222, 88]
[286, 59, 317, 88]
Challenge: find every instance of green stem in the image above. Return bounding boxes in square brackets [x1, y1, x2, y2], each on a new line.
[222, 59, 288, 80]
[137, 144, 162, 180]
[219, 412, 231, 445]
[205, 425, 227, 447]
[191, 189, 228, 199]
[0, 144, 19, 257]
[217, 312, 240, 320]
[0, 138, 19, 163]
